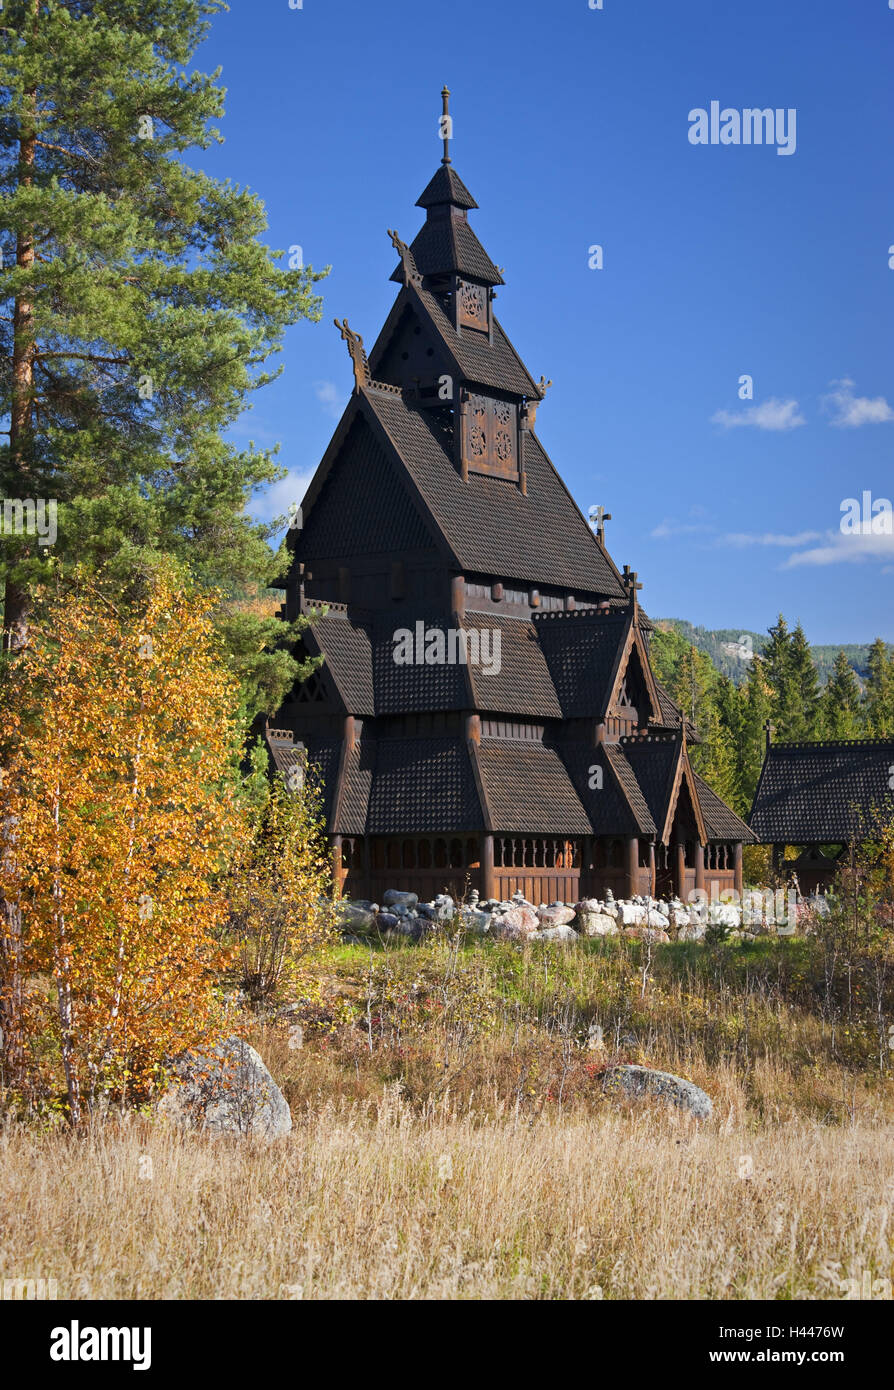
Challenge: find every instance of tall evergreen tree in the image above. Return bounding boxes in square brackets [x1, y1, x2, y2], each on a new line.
[734, 655, 773, 811]
[863, 637, 894, 736]
[788, 621, 821, 739]
[764, 613, 799, 738]
[819, 651, 863, 739]
[0, 0, 326, 710]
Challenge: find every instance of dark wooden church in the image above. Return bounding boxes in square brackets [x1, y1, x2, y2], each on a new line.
[268, 96, 754, 905]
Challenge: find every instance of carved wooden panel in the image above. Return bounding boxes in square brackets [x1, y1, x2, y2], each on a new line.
[463, 393, 518, 479]
[457, 278, 488, 332]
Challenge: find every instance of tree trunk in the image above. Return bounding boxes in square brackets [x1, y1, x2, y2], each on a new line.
[0, 24, 38, 1097]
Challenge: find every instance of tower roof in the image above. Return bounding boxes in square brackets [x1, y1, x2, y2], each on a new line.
[416, 164, 478, 210]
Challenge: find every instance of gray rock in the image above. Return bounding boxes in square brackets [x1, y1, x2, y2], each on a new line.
[157, 1038, 292, 1140]
[539, 924, 578, 942]
[335, 901, 377, 934]
[374, 911, 400, 931]
[382, 889, 418, 909]
[538, 905, 576, 927]
[490, 904, 540, 940]
[601, 1064, 712, 1119]
[577, 911, 620, 938]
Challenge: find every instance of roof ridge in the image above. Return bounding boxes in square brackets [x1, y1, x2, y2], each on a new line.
[771, 737, 894, 750]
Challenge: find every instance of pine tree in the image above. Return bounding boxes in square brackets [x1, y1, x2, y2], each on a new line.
[819, 651, 863, 739]
[863, 638, 894, 736]
[0, 0, 326, 712]
[788, 621, 821, 739]
[734, 655, 773, 811]
[764, 614, 799, 738]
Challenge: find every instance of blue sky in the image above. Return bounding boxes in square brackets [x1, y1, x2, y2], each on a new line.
[194, 0, 892, 644]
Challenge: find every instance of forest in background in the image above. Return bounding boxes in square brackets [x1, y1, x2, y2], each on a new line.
[650, 615, 894, 819]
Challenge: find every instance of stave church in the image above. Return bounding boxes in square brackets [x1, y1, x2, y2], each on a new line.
[267, 93, 755, 906]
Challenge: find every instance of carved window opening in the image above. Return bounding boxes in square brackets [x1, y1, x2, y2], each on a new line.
[457, 278, 488, 332]
[462, 392, 519, 481]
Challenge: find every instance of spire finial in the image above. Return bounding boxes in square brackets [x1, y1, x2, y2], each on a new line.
[440, 86, 452, 165]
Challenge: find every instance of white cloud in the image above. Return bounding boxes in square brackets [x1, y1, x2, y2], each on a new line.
[711, 398, 806, 431]
[314, 379, 344, 419]
[721, 530, 822, 548]
[821, 378, 894, 428]
[650, 519, 712, 539]
[783, 529, 894, 568]
[251, 467, 314, 527]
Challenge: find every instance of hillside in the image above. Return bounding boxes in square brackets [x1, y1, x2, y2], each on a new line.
[654, 619, 888, 687]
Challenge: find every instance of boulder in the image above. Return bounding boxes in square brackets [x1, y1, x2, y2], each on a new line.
[677, 921, 706, 942]
[601, 1064, 712, 1119]
[620, 903, 647, 926]
[537, 904, 576, 928]
[157, 1038, 292, 1140]
[647, 908, 670, 929]
[432, 893, 456, 922]
[335, 901, 377, 934]
[382, 889, 418, 910]
[540, 924, 579, 942]
[577, 911, 620, 938]
[490, 905, 540, 940]
[460, 907, 492, 935]
[623, 926, 670, 943]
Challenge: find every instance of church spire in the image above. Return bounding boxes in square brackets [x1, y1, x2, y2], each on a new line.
[440, 85, 451, 165]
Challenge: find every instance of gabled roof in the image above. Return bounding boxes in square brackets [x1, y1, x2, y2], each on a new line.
[534, 608, 660, 722]
[559, 741, 657, 838]
[361, 387, 627, 596]
[693, 772, 757, 844]
[749, 738, 894, 843]
[620, 733, 707, 846]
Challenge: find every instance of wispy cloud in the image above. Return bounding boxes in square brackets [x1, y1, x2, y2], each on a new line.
[711, 398, 806, 431]
[650, 519, 713, 539]
[821, 378, 894, 428]
[783, 529, 894, 568]
[250, 467, 314, 528]
[314, 379, 344, 420]
[721, 530, 823, 548]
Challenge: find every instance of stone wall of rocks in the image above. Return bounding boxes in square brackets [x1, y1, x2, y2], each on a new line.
[335, 887, 825, 944]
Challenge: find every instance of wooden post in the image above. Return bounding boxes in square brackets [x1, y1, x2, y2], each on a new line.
[675, 840, 686, 900]
[332, 834, 344, 896]
[695, 842, 706, 893]
[481, 833, 495, 901]
[626, 836, 639, 899]
[649, 840, 656, 897]
[734, 842, 743, 895]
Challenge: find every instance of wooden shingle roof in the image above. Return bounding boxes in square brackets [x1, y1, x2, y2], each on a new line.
[749, 739, 894, 843]
[693, 772, 757, 844]
[363, 388, 626, 596]
[476, 741, 592, 835]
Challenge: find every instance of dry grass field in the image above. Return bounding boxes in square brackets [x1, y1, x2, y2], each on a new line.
[3, 934, 894, 1300]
